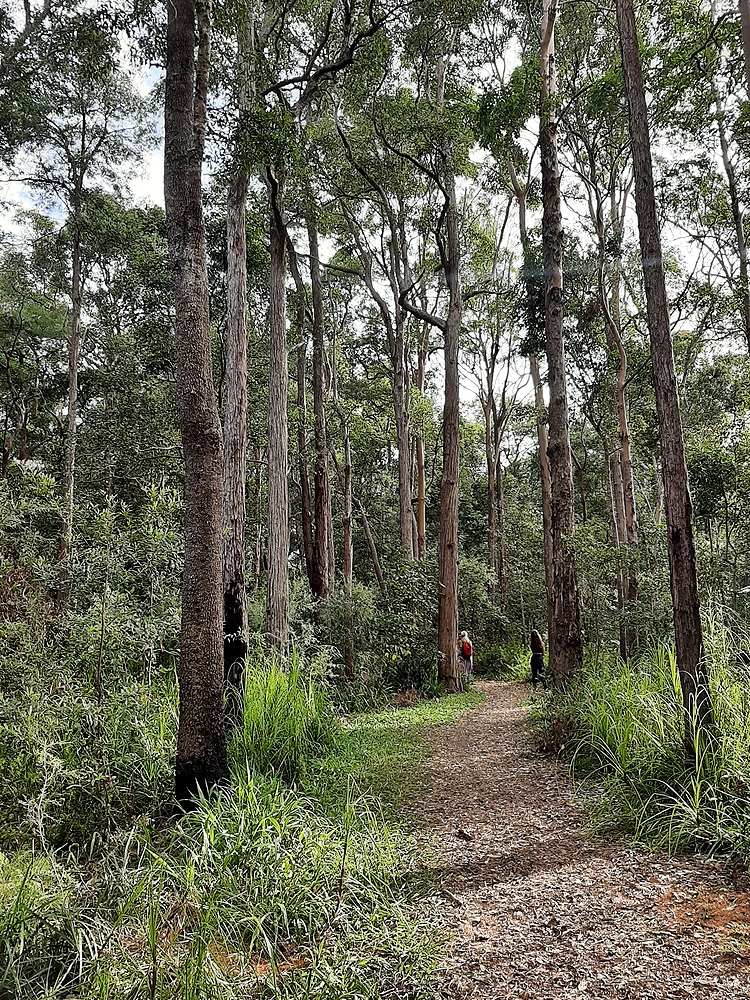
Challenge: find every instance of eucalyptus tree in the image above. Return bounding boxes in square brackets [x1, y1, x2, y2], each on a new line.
[540, 0, 582, 684]
[219, 0, 387, 648]
[616, 0, 712, 755]
[8, 10, 151, 601]
[329, 86, 433, 561]
[165, 0, 229, 800]
[559, 15, 639, 658]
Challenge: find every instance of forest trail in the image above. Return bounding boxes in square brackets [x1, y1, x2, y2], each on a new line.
[419, 682, 750, 1000]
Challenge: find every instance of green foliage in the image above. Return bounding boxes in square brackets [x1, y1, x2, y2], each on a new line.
[230, 653, 338, 782]
[473, 638, 528, 681]
[534, 608, 750, 860]
[0, 678, 481, 999]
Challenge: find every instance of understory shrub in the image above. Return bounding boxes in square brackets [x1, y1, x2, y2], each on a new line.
[229, 651, 337, 782]
[473, 638, 528, 680]
[0, 692, 485, 1000]
[536, 607, 750, 860]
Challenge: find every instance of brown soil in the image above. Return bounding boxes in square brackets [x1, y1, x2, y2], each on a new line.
[417, 681, 750, 999]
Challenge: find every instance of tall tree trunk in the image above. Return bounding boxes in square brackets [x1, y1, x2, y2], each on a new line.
[265, 172, 289, 649]
[223, 169, 249, 702]
[56, 215, 82, 604]
[415, 332, 428, 558]
[616, 0, 712, 754]
[306, 210, 333, 599]
[741, 0, 750, 96]
[510, 159, 554, 640]
[713, 83, 750, 354]
[484, 399, 497, 584]
[541, 0, 583, 686]
[496, 459, 508, 611]
[529, 354, 555, 646]
[165, 0, 228, 801]
[436, 147, 462, 693]
[288, 244, 319, 595]
[342, 418, 355, 675]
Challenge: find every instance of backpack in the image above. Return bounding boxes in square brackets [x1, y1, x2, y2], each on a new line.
[462, 640, 473, 659]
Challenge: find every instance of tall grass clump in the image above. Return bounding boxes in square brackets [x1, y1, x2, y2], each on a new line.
[536, 606, 750, 860]
[229, 650, 337, 783]
[0, 682, 479, 999]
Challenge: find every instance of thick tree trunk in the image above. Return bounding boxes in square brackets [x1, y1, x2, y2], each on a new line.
[56, 218, 82, 604]
[617, 0, 712, 754]
[265, 172, 289, 649]
[437, 151, 462, 693]
[307, 211, 332, 598]
[223, 169, 249, 702]
[541, 0, 583, 686]
[529, 354, 555, 647]
[165, 0, 228, 801]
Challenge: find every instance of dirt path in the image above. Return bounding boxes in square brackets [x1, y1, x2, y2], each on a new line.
[419, 682, 750, 1000]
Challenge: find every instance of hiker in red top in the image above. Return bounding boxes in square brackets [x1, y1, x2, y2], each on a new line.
[458, 630, 473, 682]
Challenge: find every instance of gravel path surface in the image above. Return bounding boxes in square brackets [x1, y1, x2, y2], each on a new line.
[418, 681, 750, 999]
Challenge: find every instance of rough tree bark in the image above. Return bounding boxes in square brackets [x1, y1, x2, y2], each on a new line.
[164, 0, 228, 801]
[436, 132, 462, 692]
[306, 210, 332, 599]
[540, 0, 583, 685]
[223, 169, 249, 701]
[510, 158, 555, 640]
[616, 0, 712, 754]
[265, 171, 289, 649]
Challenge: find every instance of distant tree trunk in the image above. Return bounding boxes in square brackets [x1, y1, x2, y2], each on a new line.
[529, 354, 555, 644]
[288, 244, 319, 595]
[265, 171, 289, 649]
[485, 404, 497, 584]
[617, 0, 712, 754]
[713, 83, 750, 354]
[355, 496, 386, 595]
[415, 328, 428, 558]
[541, 0, 583, 686]
[306, 211, 332, 600]
[342, 419, 355, 675]
[223, 169, 249, 702]
[741, 0, 750, 95]
[165, 0, 228, 801]
[436, 144, 462, 693]
[496, 458, 508, 611]
[56, 213, 82, 604]
[296, 339, 317, 584]
[510, 159, 554, 640]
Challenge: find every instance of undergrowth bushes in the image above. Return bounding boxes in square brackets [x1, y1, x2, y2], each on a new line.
[534, 608, 750, 860]
[0, 644, 481, 999]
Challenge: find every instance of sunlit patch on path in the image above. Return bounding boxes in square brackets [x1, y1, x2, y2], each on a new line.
[418, 681, 749, 1000]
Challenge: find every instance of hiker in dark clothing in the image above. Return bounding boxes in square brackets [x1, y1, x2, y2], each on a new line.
[530, 629, 548, 690]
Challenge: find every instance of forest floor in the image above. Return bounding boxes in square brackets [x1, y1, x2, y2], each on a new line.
[417, 681, 750, 1000]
